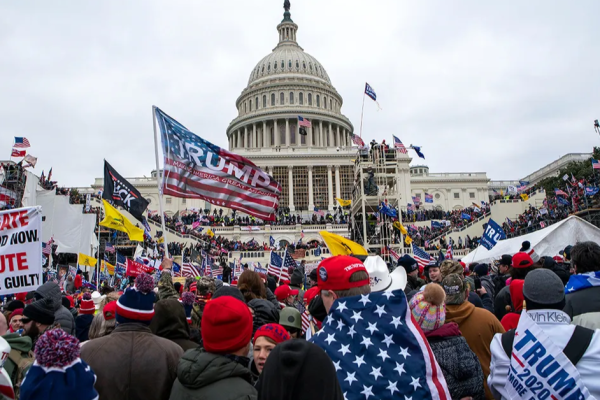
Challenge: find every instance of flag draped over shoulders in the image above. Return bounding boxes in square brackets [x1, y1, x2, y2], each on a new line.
[311, 290, 450, 400]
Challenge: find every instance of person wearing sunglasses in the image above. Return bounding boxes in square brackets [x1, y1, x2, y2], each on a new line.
[22, 298, 56, 348]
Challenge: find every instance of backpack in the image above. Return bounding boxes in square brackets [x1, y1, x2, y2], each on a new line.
[8, 349, 34, 397]
[501, 325, 594, 365]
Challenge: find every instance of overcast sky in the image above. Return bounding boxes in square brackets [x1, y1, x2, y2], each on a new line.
[1, 0, 598, 187]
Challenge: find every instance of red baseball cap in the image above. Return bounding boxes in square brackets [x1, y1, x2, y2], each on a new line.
[274, 285, 298, 301]
[303, 286, 320, 304]
[317, 255, 369, 291]
[512, 252, 534, 269]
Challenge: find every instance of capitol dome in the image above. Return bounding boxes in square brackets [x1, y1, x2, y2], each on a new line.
[225, 2, 356, 214]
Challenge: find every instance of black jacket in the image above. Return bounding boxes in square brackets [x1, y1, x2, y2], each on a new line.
[248, 299, 280, 335]
[565, 285, 600, 329]
[405, 275, 425, 294]
[169, 350, 257, 400]
[75, 314, 94, 342]
[426, 323, 485, 400]
[494, 285, 512, 321]
[150, 298, 199, 352]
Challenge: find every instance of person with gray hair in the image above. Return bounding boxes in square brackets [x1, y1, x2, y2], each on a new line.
[489, 268, 600, 399]
[564, 241, 600, 329]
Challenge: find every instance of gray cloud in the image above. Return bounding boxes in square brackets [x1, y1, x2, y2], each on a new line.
[1, 0, 598, 187]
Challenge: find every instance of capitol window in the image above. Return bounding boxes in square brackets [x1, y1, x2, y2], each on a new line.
[469, 192, 475, 199]
[280, 92, 284, 105]
[244, 102, 247, 113]
[249, 99, 252, 111]
[316, 95, 320, 107]
[309, 62, 313, 71]
[324, 96, 327, 109]
[290, 92, 294, 104]
[288, 60, 292, 69]
[255, 97, 259, 109]
[296, 60, 299, 69]
[263, 95, 266, 108]
[166, 197, 172, 204]
[435, 193, 441, 200]
[308, 93, 312, 105]
[281, 60, 284, 69]
[299, 92, 304, 105]
[274, 62, 277, 70]
[271, 93, 275, 106]
[267, 63, 270, 71]
[303, 61, 306, 70]
[454, 193, 460, 199]
[330, 99, 333, 110]
[262, 65, 264, 73]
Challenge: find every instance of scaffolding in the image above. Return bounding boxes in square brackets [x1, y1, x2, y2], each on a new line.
[350, 145, 407, 263]
[0, 161, 27, 209]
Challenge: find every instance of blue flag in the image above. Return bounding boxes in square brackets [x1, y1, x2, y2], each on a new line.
[556, 196, 570, 206]
[585, 187, 599, 196]
[311, 290, 450, 399]
[411, 145, 425, 159]
[431, 221, 443, 229]
[270, 235, 275, 247]
[365, 83, 377, 101]
[314, 246, 322, 257]
[479, 219, 506, 250]
[379, 202, 397, 218]
[461, 213, 471, 221]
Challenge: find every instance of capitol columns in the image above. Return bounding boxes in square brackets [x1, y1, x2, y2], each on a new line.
[328, 123, 333, 147]
[327, 165, 334, 211]
[334, 165, 341, 199]
[288, 165, 295, 211]
[263, 121, 267, 147]
[319, 121, 323, 147]
[307, 165, 314, 210]
[274, 119, 279, 146]
[336, 126, 340, 148]
[253, 123, 257, 148]
[285, 119, 290, 147]
[244, 126, 249, 148]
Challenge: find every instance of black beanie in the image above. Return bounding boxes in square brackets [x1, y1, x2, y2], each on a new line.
[6, 300, 24, 312]
[212, 286, 245, 303]
[520, 241, 531, 252]
[397, 255, 419, 274]
[23, 298, 55, 325]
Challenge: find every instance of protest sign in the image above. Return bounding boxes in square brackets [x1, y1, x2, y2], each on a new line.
[479, 219, 507, 250]
[125, 259, 155, 277]
[0, 207, 43, 295]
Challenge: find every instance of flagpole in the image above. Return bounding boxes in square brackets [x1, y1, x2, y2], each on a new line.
[152, 105, 170, 258]
[359, 90, 366, 138]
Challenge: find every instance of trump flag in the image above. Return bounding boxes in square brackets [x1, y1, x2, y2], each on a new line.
[154, 107, 281, 221]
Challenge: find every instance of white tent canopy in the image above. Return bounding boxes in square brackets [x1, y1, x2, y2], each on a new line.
[461, 216, 600, 264]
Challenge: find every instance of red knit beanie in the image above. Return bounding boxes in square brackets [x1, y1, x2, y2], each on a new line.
[79, 293, 95, 315]
[201, 296, 252, 354]
[253, 323, 290, 345]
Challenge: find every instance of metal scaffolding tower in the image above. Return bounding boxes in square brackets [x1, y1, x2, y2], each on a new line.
[0, 161, 27, 209]
[350, 145, 411, 263]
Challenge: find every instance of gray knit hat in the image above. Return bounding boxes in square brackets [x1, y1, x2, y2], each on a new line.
[523, 269, 564, 305]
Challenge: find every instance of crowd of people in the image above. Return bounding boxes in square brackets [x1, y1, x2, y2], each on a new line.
[2, 239, 600, 399]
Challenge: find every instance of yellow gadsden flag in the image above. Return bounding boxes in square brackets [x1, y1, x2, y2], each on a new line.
[404, 235, 413, 245]
[78, 253, 97, 268]
[319, 231, 368, 256]
[335, 198, 352, 207]
[392, 221, 408, 235]
[102, 260, 115, 276]
[100, 199, 144, 242]
[206, 229, 215, 238]
[520, 193, 529, 201]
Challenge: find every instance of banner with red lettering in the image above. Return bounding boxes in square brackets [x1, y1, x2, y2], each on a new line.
[0, 207, 43, 295]
[126, 259, 155, 277]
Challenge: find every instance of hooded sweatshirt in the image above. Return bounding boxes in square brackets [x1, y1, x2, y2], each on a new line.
[169, 349, 257, 400]
[150, 298, 199, 352]
[34, 281, 75, 335]
[247, 299, 280, 336]
[500, 279, 524, 331]
[256, 339, 344, 400]
[445, 301, 505, 399]
[75, 313, 94, 342]
[2, 333, 33, 385]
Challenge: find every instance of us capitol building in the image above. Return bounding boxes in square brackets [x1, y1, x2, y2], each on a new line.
[91, 2, 590, 222]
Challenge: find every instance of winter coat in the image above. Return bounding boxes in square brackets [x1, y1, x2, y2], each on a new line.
[404, 274, 425, 294]
[150, 298, 199, 352]
[491, 273, 509, 296]
[34, 281, 75, 335]
[565, 285, 600, 330]
[479, 275, 495, 300]
[265, 288, 280, 309]
[493, 285, 512, 321]
[158, 271, 180, 301]
[2, 333, 33, 387]
[75, 314, 94, 342]
[74, 274, 82, 290]
[65, 278, 75, 294]
[425, 322, 485, 400]
[445, 300, 505, 399]
[248, 299, 280, 335]
[81, 323, 183, 400]
[169, 349, 257, 400]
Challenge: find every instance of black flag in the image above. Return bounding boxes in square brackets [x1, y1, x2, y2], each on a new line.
[103, 160, 149, 222]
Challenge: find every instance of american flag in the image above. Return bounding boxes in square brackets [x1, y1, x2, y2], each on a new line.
[296, 302, 311, 334]
[314, 207, 325, 217]
[387, 246, 401, 262]
[554, 188, 568, 197]
[298, 116, 312, 128]
[393, 135, 408, 154]
[445, 243, 453, 260]
[282, 250, 296, 278]
[267, 251, 290, 280]
[351, 134, 365, 147]
[104, 242, 115, 254]
[212, 265, 223, 278]
[42, 242, 52, 255]
[182, 255, 202, 278]
[155, 107, 281, 222]
[13, 137, 30, 148]
[311, 290, 450, 400]
[116, 253, 127, 275]
[407, 203, 415, 212]
[412, 243, 431, 269]
[593, 159, 600, 170]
